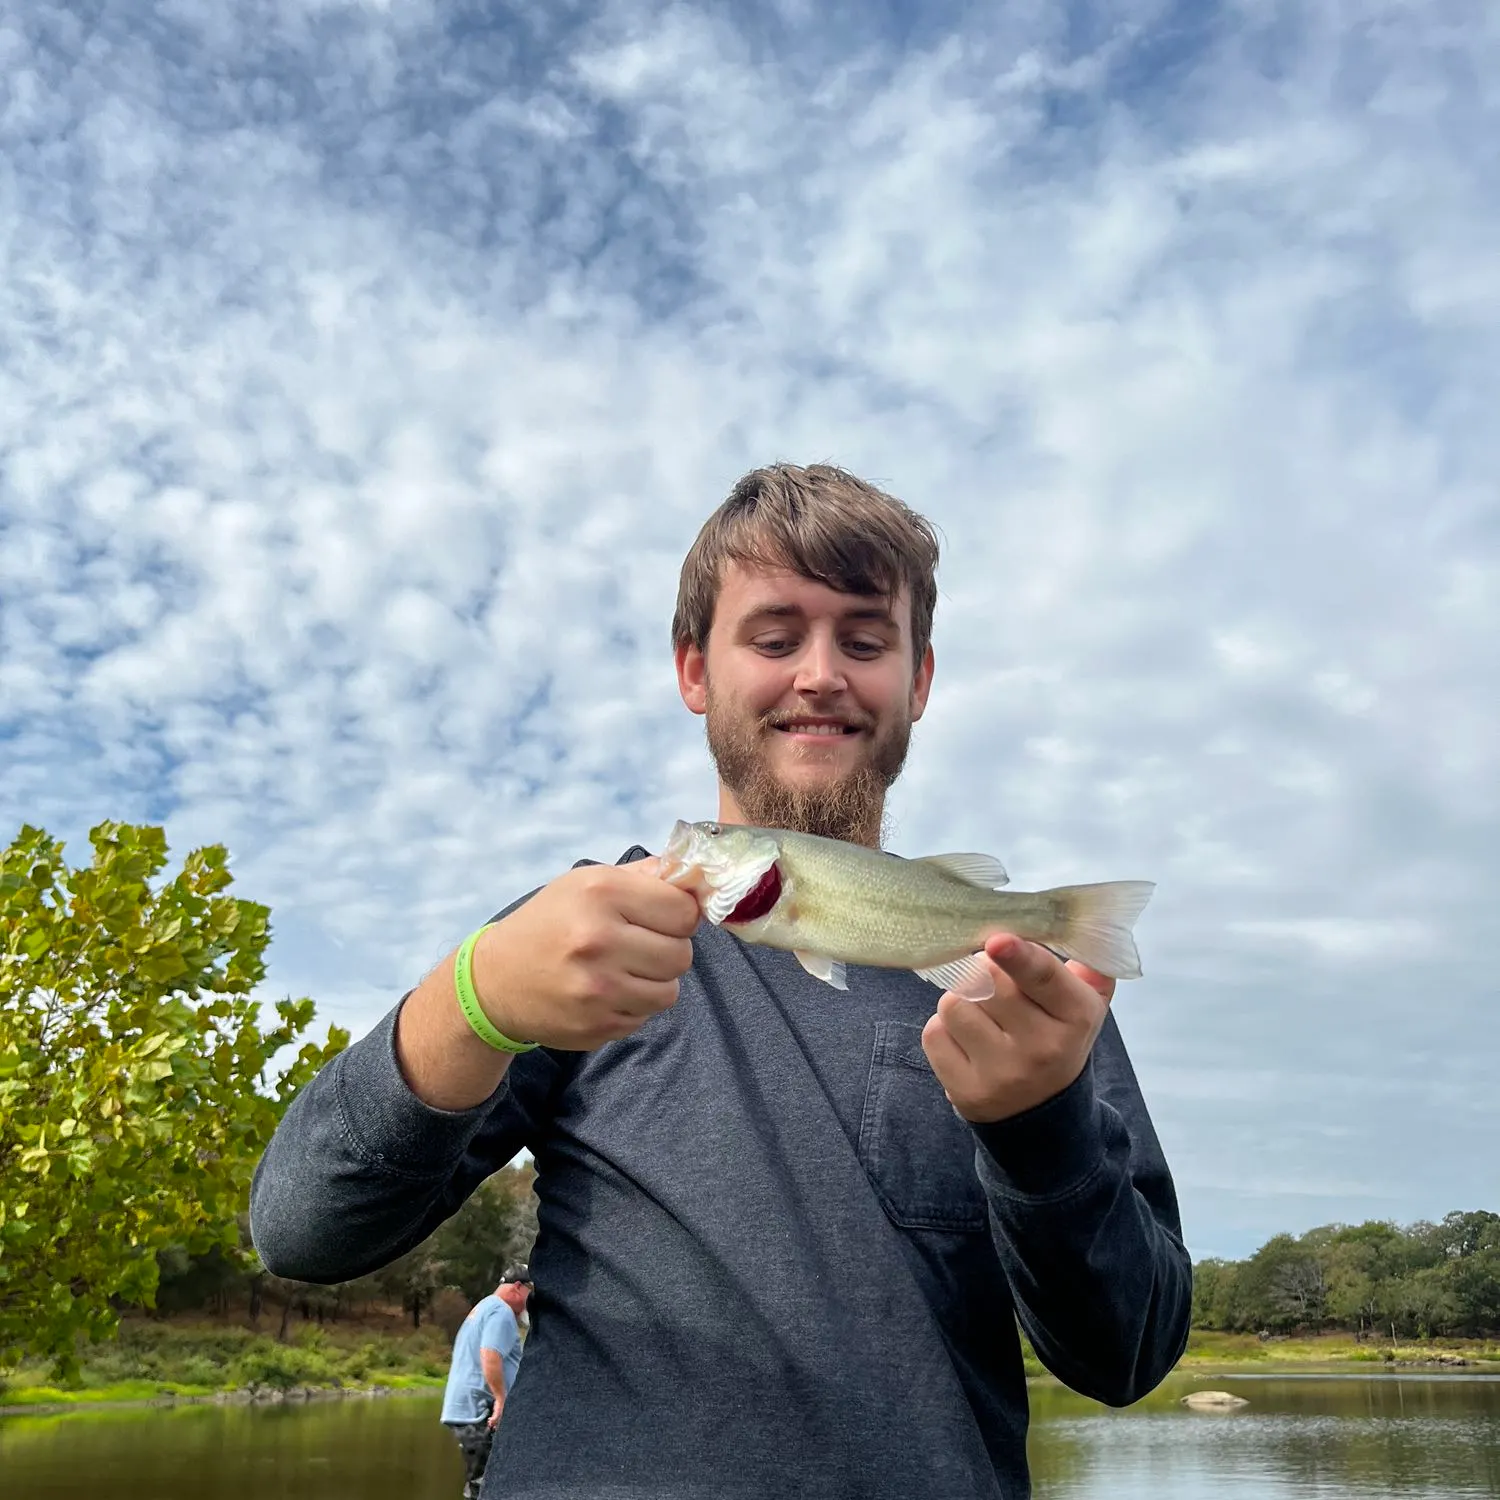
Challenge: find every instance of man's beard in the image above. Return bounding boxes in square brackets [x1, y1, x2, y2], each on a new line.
[704, 687, 913, 847]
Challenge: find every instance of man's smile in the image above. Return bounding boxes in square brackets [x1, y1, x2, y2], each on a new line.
[768, 716, 865, 741]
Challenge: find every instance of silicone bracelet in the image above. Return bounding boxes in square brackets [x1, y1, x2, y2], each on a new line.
[454, 927, 539, 1054]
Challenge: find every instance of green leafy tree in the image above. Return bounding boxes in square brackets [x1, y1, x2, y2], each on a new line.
[1195, 1215, 1500, 1340]
[428, 1165, 539, 1304]
[0, 821, 348, 1376]
[1330, 1221, 1430, 1336]
[388, 1245, 448, 1330]
[1234, 1233, 1315, 1331]
[1394, 1264, 1461, 1338]
[343, 1164, 539, 1327]
[1189, 1257, 1241, 1330]
[1425, 1210, 1500, 1262]
[1324, 1261, 1382, 1336]
[1416, 1213, 1500, 1335]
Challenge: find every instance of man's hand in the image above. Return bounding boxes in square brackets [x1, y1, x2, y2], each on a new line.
[471, 860, 702, 1051]
[920, 934, 1114, 1123]
[395, 858, 700, 1110]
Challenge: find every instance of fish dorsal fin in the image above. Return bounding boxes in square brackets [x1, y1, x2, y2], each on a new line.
[794, 950, 848, 991]
[911, 853, 1010, 890]
[703, 850, 780, 925]
[915, 952, 994, 1001]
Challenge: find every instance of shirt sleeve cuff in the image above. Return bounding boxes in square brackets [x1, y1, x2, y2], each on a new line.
[331, 998, 508, 1178]
[970, 1058, 1107, 1201]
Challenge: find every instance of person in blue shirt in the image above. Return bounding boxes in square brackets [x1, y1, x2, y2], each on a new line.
[440, 1265, 531, 1499]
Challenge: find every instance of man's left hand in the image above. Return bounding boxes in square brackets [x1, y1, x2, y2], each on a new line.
[921, 934, 1114, 1123]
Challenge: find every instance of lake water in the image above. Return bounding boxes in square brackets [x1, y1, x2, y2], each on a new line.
[1028, 1373, 1500, 1497]
[1, 1374, 1497, 1498]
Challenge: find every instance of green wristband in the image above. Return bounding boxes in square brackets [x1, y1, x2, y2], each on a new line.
[454, 927, 539, 1055]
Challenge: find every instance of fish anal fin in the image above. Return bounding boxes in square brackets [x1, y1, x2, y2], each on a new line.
[912, 853, 1009, 890]
[915, 952, 994, 1001]
[794, 950, 848, 991]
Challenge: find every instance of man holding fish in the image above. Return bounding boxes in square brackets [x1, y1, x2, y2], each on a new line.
[252, 463, 1192, 1499]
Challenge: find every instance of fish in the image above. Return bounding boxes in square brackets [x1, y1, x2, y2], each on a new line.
[658, 819, 1155, 1000]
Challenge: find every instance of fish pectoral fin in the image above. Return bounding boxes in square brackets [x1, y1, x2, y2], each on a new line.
[915, 953, 995, 1001]
[910, 853, 1010, 890]
[793, 950, 848, 991]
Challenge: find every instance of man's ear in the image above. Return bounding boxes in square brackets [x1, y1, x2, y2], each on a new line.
[676, 640, 708, 716]
[910, 643, 935, 721]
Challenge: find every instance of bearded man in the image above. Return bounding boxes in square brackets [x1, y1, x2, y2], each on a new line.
[252, 464, 1191, 1500]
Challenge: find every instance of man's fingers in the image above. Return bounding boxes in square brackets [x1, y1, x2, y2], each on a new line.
[983, 934, 1103, 1020]
[619, 929, 696, 983]
[616, 863, 705, 937]
[921, 1011, 975, 1081]
[610, 975, 682, 1017]
[938, 984, 1034, 1062]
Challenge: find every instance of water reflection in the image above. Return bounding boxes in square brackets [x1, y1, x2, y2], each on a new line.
[2, 1376, 1497, 1499]
[1029, 1374, 1500, 1499]
[0, 1396, 461, 1500]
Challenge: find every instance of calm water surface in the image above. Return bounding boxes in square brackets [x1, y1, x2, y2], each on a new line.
[1, 1375, 1497, 1498]
[1029, 1373, 1500, 1498]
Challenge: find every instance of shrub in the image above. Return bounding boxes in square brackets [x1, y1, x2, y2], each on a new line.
[336, 1342, 389, 1382]
[172, 1355, 228, 1388]
[230, 1340, 336, 1391]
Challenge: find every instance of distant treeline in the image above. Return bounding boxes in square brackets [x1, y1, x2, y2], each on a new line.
[149, 1188, 1500, 1346]
[1193, 1211, 1500, 1339]
[146, 1165, 538, 1338]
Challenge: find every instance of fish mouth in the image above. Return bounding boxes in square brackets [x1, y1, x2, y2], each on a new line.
[659, 819, 697, 884]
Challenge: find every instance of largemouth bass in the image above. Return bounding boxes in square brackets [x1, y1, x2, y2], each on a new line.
[659, 819, 1154, 999]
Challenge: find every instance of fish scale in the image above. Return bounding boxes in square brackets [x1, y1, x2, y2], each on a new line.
[751, 836, 1031, 965]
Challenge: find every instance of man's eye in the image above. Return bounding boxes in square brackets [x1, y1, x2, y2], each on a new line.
[755, 639, 793, 653]
[845, 640, 884, 656]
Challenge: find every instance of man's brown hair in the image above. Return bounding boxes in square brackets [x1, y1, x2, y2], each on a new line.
[671, 463, 941, 665]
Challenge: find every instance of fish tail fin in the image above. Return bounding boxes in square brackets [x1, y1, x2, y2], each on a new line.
[1044, 881, 1156, 980]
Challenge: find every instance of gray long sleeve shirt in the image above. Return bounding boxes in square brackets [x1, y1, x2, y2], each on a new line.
[251, 847, 1192, 1499]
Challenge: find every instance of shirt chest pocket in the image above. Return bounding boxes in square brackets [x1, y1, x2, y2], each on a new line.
[855, 1021, 988, 1233]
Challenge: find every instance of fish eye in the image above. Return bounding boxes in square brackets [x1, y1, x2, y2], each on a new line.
[704, 822, 722, 837]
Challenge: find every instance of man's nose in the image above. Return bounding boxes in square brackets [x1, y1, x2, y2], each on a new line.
[792, 635, 847, 697]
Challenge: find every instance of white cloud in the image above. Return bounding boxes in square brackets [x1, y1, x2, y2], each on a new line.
[1, 0, 1496, 1256]
[1226, 918, 1433, 962]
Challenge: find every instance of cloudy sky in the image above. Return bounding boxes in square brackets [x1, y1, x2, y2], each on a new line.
[2, 0, 1495, 1260]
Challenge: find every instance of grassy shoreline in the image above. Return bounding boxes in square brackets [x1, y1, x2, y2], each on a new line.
[1174, 1329, 1500, 1370]
[0, 1314, 452, 1415]
[1010, 1328, 1500, 1381]
[5, 1321, 1498, 1419]
[0, 1376, 444, 1418]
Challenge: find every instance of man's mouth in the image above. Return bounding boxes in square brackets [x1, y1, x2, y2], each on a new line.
[770, 719, 863, 738]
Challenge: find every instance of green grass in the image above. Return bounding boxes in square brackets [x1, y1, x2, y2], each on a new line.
[2, 1379, 221, 1406]
[1014, 1327, 1500, 1389]
[0, 1315, 455, 1410]
[1178, 1329, 1500, 1369]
